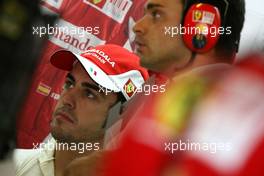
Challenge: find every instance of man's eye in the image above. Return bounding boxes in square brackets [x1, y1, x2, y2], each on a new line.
[152, 11, 161, 19]
[85, 89, 96, 99]
[63, 80, 74, 90]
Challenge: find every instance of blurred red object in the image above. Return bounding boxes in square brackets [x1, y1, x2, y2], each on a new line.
[102, 54, 264, 176]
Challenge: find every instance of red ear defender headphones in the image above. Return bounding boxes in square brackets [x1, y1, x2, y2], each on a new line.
[182, 3, 221, 53]
[182, 0, 229, 53]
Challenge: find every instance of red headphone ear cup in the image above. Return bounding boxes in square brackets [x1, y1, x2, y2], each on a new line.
[182, 3, 221, 53]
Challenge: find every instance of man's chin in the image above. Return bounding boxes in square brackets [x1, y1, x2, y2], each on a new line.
[50, 127, 73, 143]
[140, 56, 154, 70]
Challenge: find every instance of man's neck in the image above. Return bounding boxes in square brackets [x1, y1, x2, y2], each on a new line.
[168, 52, 232, 77]
[54, 141, 102, 176]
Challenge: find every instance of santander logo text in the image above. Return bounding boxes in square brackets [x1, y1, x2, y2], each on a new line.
[49, 19, 106, 54]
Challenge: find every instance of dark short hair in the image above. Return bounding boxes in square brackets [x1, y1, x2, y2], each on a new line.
[182, 0, 245, 58]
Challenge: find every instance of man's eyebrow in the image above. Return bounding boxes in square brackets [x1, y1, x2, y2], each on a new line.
[82, 82, 107, 99]
[81, 82, 100, 92]
[145, 3, 164, 11]
[66, 73, 75, 82]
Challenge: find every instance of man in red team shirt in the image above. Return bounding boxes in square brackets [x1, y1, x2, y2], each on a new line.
[14, 44, 149, 176]
[17, 0, 148, 148]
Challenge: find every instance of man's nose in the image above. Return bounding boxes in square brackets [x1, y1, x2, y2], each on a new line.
[61, 89, 76, 109]
[133, 16, 147, 35]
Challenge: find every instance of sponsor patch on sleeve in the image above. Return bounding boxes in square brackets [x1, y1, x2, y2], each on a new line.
[83, 0, 133, 23]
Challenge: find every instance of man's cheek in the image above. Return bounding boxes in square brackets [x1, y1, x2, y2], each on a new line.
[78, 115, 98, 128]
[53, 99, 63, 114]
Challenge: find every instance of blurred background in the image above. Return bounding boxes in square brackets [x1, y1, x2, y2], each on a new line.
[0, 0, 57, 173]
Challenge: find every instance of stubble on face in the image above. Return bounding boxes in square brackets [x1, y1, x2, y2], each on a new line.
[134, 0, 191, 72]
[50, 63, 117, 144]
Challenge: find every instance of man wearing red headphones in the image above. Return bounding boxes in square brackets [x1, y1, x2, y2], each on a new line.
[133, 0, 244, 78]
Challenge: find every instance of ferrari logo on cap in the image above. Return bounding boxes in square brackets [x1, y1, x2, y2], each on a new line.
[124, 79, 136, 98]
[193, 10, 203, 22]
[92, 0, 102, 4]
